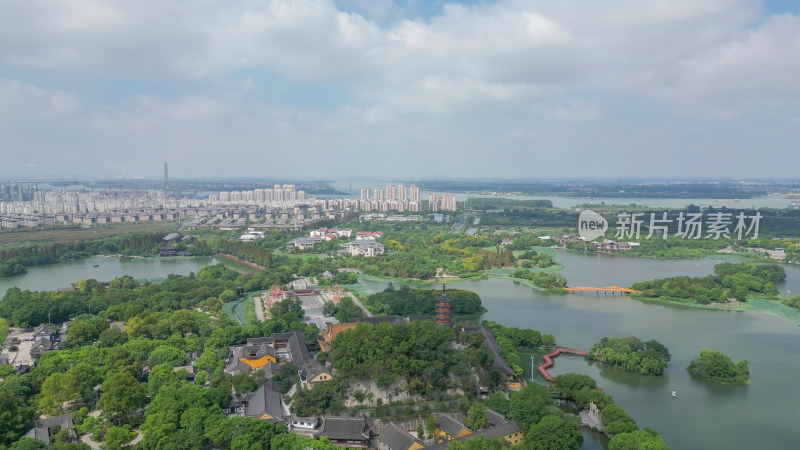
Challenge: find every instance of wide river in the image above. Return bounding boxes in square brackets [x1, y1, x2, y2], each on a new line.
[2, 252, 799, 449]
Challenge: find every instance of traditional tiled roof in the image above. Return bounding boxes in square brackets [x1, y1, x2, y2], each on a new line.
[377, 422, 424, 450]
[25, 415, 76, 444]
[437, 414, 469, 437]
[318, 417, 371, 441]
[478, 327, 515, 376]
[242, 383, 284, 422]
[486, 409, 509, 427]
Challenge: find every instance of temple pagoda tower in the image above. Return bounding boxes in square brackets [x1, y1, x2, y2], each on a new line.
[436, 284, 452, 326]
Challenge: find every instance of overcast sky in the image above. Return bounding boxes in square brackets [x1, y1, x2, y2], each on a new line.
[1, 0, 798, 180]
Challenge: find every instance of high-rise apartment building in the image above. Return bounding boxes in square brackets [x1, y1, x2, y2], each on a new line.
[442, 194, 457, 211]
[386, 184, 396, 201]
[397, 184, 407, 202]
[429, 194, 439, 212]
[360, 187, 370, 200]
[373, 188, 384, 201]
[409, 185, 420, 202]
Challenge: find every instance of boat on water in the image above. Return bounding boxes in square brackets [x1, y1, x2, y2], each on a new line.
[93, 264, 99, 268]
[672, 391, 677, 398]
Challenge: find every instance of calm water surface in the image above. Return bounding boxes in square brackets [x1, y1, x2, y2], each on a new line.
[360, 251, 800, 449]
[0, 256, 250, 293]
[3, 250, 800, 448]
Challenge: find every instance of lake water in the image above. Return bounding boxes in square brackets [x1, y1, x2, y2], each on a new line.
[0, 256, 250, 294]
[3, 251, 800, 448]
[359, 251, 800, 449]
[330, 180, 797, 210]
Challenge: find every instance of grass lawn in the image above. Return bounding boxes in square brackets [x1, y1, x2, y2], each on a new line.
[0, 222, 178, 247]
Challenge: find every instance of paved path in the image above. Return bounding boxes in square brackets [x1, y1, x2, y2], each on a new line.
[345, 292, 372, 317]
[253, 296, 265, 322]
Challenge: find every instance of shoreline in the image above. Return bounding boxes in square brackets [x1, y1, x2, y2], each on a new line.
[630, 294, 800, 325]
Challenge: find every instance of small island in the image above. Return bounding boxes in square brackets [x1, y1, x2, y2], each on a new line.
[585, 337, 671, 376]
[687, 350, 750, 385]
[631, 262, 785, 306]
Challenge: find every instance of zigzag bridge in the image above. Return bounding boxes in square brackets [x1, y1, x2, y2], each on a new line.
[537, 347, 587, 381]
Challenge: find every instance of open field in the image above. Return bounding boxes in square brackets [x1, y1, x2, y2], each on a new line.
[0, 222, 178, 247]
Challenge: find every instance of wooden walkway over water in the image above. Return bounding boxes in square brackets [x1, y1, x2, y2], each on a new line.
[538, 347, 588, 381]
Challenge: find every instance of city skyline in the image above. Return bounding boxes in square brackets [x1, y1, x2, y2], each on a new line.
[1, 0, 799, 180]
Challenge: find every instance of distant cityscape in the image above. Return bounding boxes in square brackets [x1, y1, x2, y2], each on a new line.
[0, 182, 458, 231]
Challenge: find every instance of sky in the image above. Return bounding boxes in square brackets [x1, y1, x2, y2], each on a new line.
[0, 0, 798, 181]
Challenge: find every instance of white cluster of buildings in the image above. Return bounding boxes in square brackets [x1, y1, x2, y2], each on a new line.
[0, 189, 203, 215]
[359, 184, 457, 212]
[0, 182, 460, 231]
[208, 184, 307, 204]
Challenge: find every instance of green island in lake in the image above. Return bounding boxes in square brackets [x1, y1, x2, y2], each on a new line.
[686, 350, 750, 385]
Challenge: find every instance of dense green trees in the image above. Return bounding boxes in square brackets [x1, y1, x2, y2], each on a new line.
[322, 297, 364, 322]
[524, 414, 583, 450]
[632, 262, 784, 304]
[0, 232, 171, 278]
[511, 270, 567, 289]
[506, 383, 554, 431]
[289, 381, 346, 417]
[0, 263, 294, 327]
[67, 316, 109, 347]
[686, 350, 749, 385]
[98, 372, 147, 426]
[464, 402, 488, 431]
[0, 388, 34, 446]
[483, 322, 548, 376]
[364, 285, 485, 317]
[586, 337, 671, 376]
[608, 430, 669, 450]
[552, 372, 667, 446]
[217, 240, 273, 268]
[784, 296, 800, 310]
[331, 320, 460, 392]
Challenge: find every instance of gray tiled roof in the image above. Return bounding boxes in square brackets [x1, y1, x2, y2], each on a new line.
[318, 417, 371, 441]
[437, 414, 468, 437]
[243, 383, 284, 422]
[424, 420, 520, 449]
[377, 423, 423, 450]
[486, 409, 509, 427]
[25, 415, 75, 444]
[479, 327, 515, 376]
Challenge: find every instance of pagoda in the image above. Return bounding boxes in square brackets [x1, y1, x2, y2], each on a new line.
[436, 284, 452, 326]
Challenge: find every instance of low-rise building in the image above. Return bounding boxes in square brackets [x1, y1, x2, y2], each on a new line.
[376, 423, 424, 450]
[426, 411, 521, 448]
[25, 415, 78, 445]
[340, 240, 385, 257]
[317, 417, 372, 448]
[435, 415, 472, 441]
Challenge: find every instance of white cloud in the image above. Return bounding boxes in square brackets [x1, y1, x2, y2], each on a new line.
[0, 1, 798, 178]
[0, 79, 81, 116]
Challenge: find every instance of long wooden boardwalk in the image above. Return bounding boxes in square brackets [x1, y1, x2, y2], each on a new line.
[563, 286, 637, 295]
[538, 347, 587, 381]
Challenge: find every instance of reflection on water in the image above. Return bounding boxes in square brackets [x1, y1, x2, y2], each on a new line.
[358, 253, 800, 450]
[0, 256, 250, 294]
